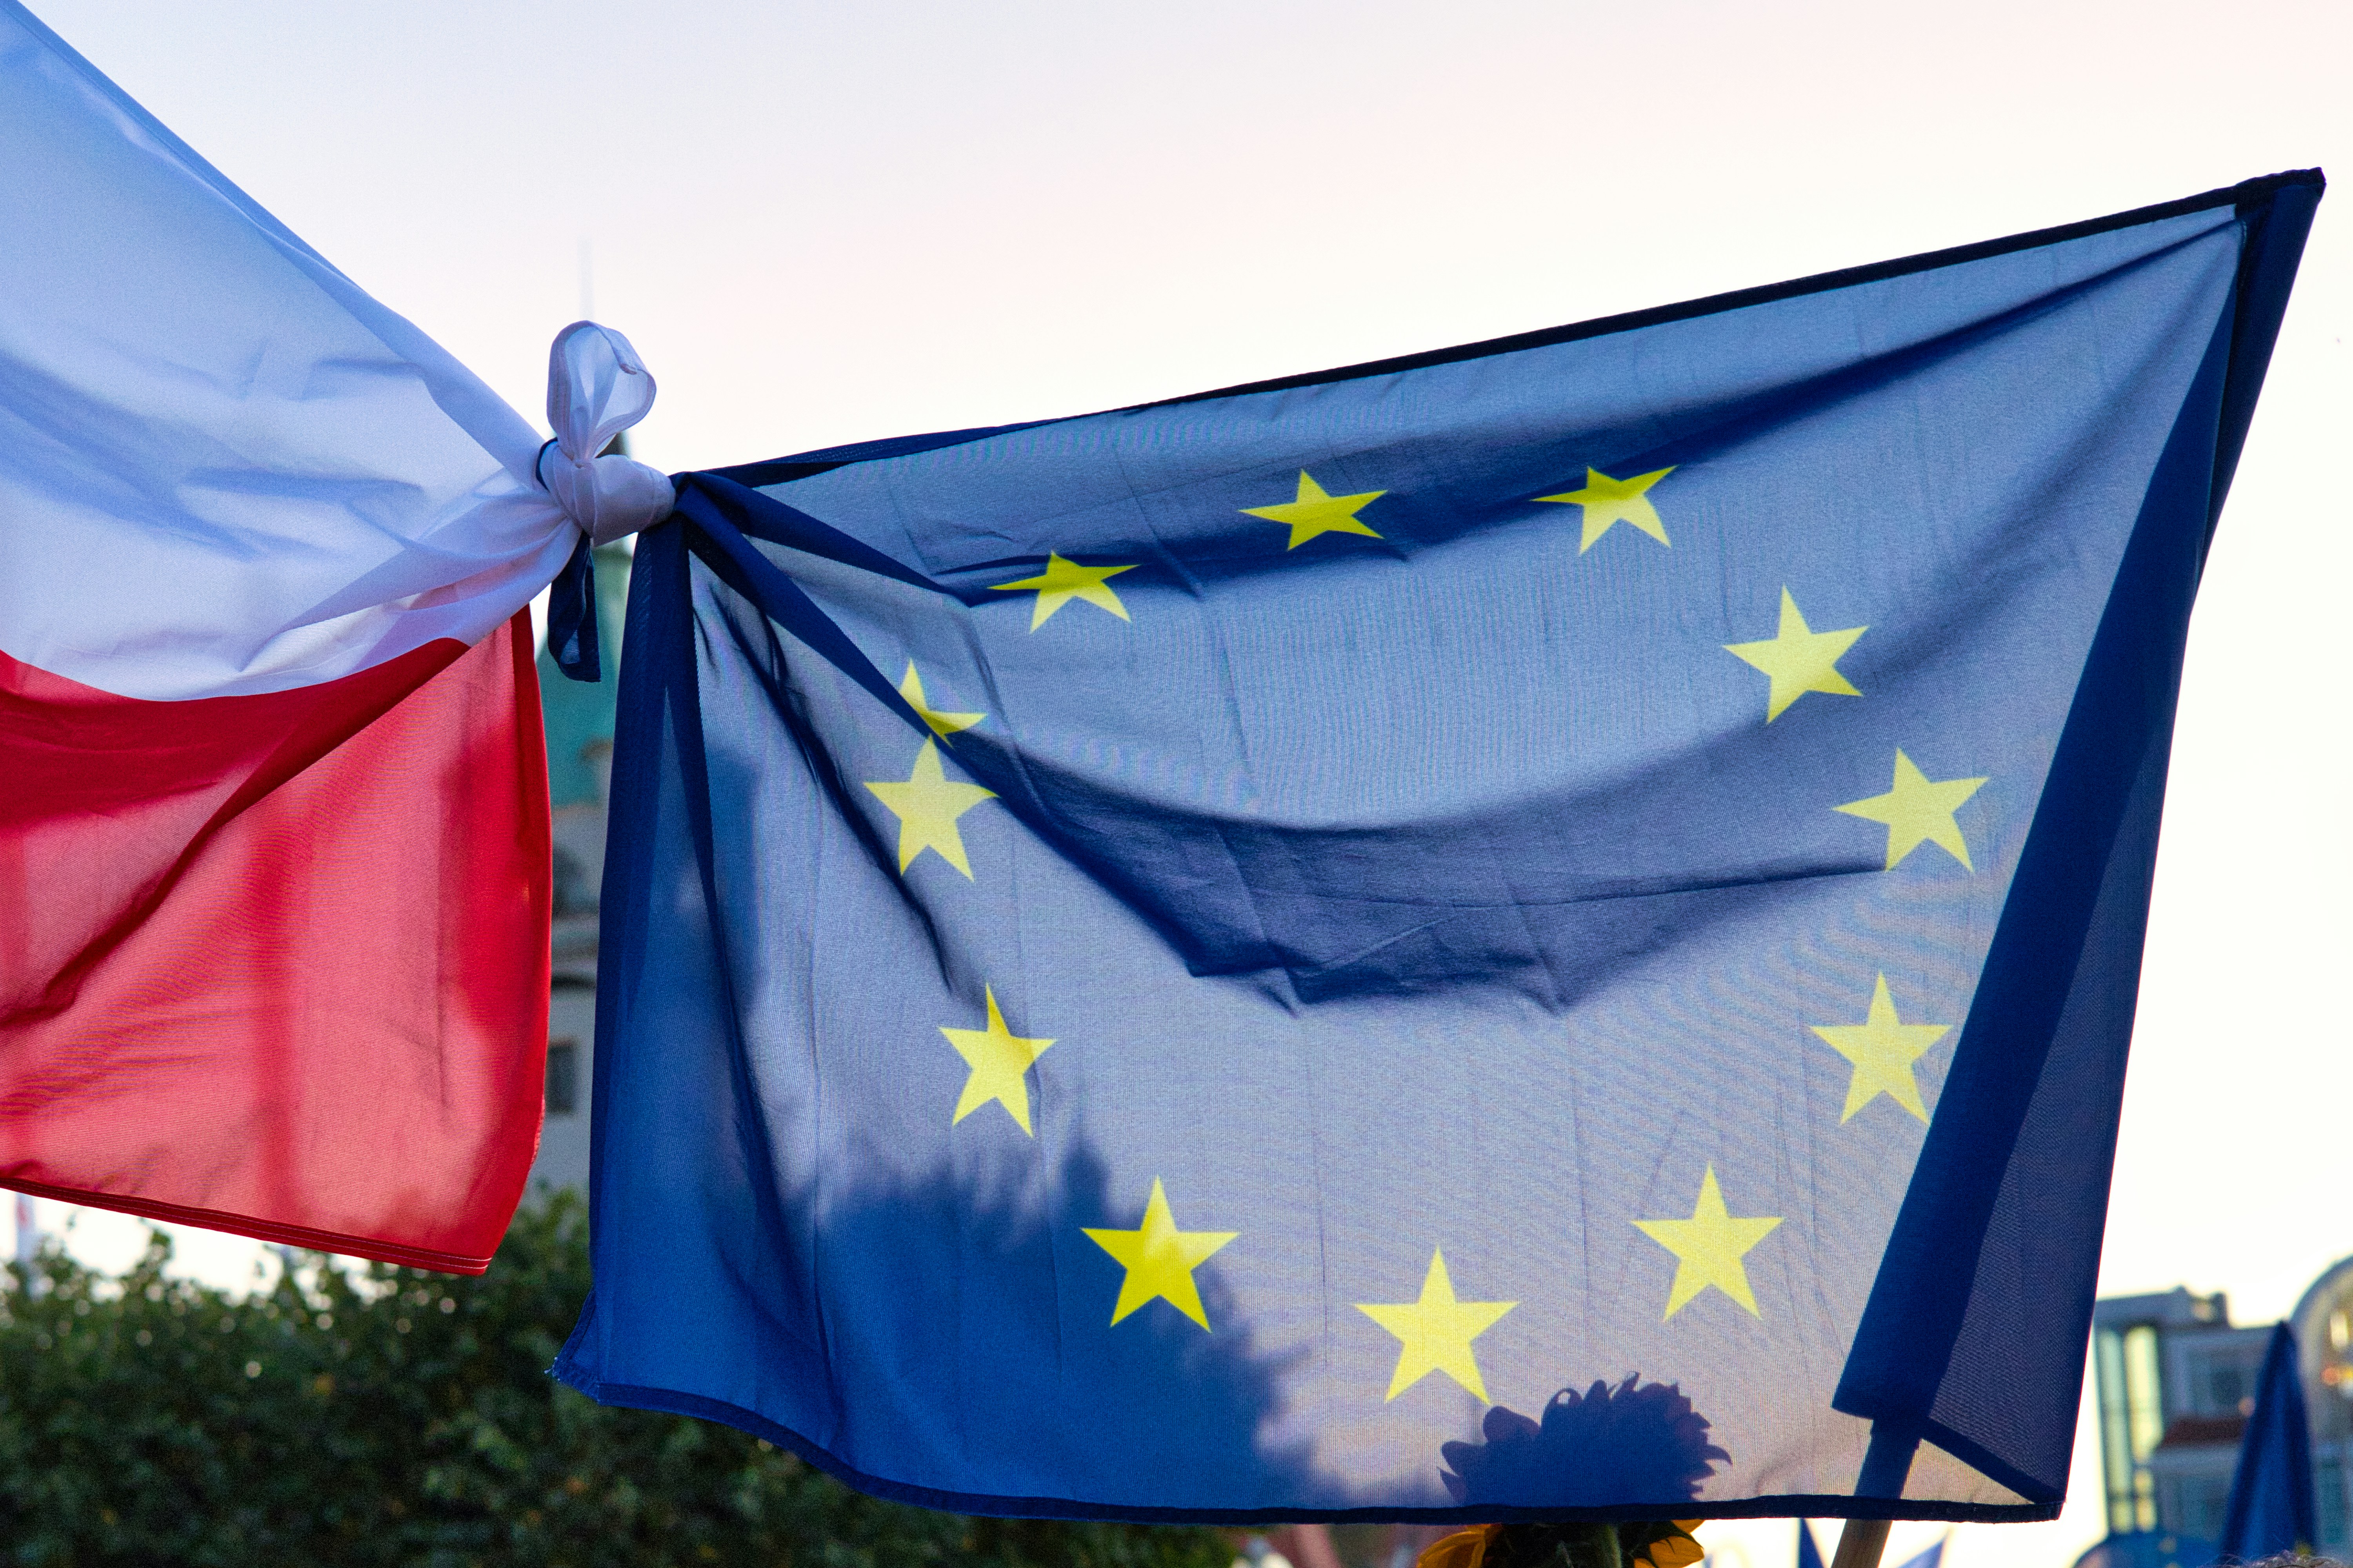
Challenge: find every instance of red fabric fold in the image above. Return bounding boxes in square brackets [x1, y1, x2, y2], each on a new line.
[0, 613, 550, 1273]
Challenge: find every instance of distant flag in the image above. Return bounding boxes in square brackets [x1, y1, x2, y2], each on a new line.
[0, 2, 665, 1269]
[552, 169, 2322, 1520]
[2216, 1325, 2317, 1561]
[1893, 1540, 1946, 1568]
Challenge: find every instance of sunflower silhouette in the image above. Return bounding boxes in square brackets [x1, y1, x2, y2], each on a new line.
[1439, 1375, 1728, 1508]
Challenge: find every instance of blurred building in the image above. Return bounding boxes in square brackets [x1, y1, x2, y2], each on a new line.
[526, 542, 631, 1196]
[2077, 1258, 2353, 1568]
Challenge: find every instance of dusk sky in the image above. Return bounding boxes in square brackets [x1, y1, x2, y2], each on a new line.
[14, 4, 2350, 1564]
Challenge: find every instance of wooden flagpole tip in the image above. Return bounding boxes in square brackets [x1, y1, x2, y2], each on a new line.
[1829, 1519, 1892, 1568]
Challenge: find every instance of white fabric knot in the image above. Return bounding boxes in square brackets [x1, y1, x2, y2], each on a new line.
[540, 321, 673, 546]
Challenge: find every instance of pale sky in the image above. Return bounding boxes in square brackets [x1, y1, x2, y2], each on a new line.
[11, 3, 2351, 1565]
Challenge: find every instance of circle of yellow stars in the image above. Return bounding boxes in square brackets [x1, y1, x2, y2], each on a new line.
[838, 457, 1994, 1408]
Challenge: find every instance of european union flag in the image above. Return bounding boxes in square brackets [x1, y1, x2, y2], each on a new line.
[2216, 1325, 2317, 1560]
[555, 172, 2321, 1523]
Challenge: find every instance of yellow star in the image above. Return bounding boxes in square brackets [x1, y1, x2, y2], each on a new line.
[862, 739, 996, 878]
[1240, 471, 1387, 550]
[1633, 1165, 1783, 1320]
[1535, 466, 1676, 552]
[1083, 1178, 1237, 1330]
[939, 986, 1054, 1135]
[1355, 1248, 1517, 1403]
[897, 661, 985, 740]
[989, 552, 1137, 630]
[1809, 974, 1949, 1124]
[1834, 749, 1989, 871]
[1723, 589, 1866, 721]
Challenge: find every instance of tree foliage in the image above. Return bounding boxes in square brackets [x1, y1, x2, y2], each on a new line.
[0, 1194, 1233, 1568]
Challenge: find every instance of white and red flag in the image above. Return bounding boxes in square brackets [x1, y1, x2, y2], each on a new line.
[0, 2, 661, 1271]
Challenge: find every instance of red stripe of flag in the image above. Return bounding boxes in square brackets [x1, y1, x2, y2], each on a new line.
[0, 612, 550, 1273]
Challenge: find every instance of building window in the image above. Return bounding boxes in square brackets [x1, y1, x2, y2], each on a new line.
[2098, 1323, 2165, 1532]
[547, 1040, 580, 1116]
[2124, 1324, 2164, 1529]
[2205, 1363, 2246, 1415]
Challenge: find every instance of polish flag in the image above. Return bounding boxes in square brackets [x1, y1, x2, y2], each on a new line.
[0, 3, 659, 1271]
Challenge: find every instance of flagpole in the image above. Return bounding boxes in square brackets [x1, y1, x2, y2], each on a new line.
[1828, 1520, 1889, 1568]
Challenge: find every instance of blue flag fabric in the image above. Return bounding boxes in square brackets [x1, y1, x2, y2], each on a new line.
[554, 172, 2320, 1523]
[1799, 1522, 1827, 1568]
[2216, 1325, 2317, 1560]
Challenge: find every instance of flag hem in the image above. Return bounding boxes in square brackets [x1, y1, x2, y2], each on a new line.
[0, 1175, 495, 1275]
[549, 1369, 2061, 1526]
[1132, 169, 2324, 409]
[707, 169, 2322, 492]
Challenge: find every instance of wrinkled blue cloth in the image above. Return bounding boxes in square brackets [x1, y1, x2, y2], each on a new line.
[557, 173, 2320, 1523]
